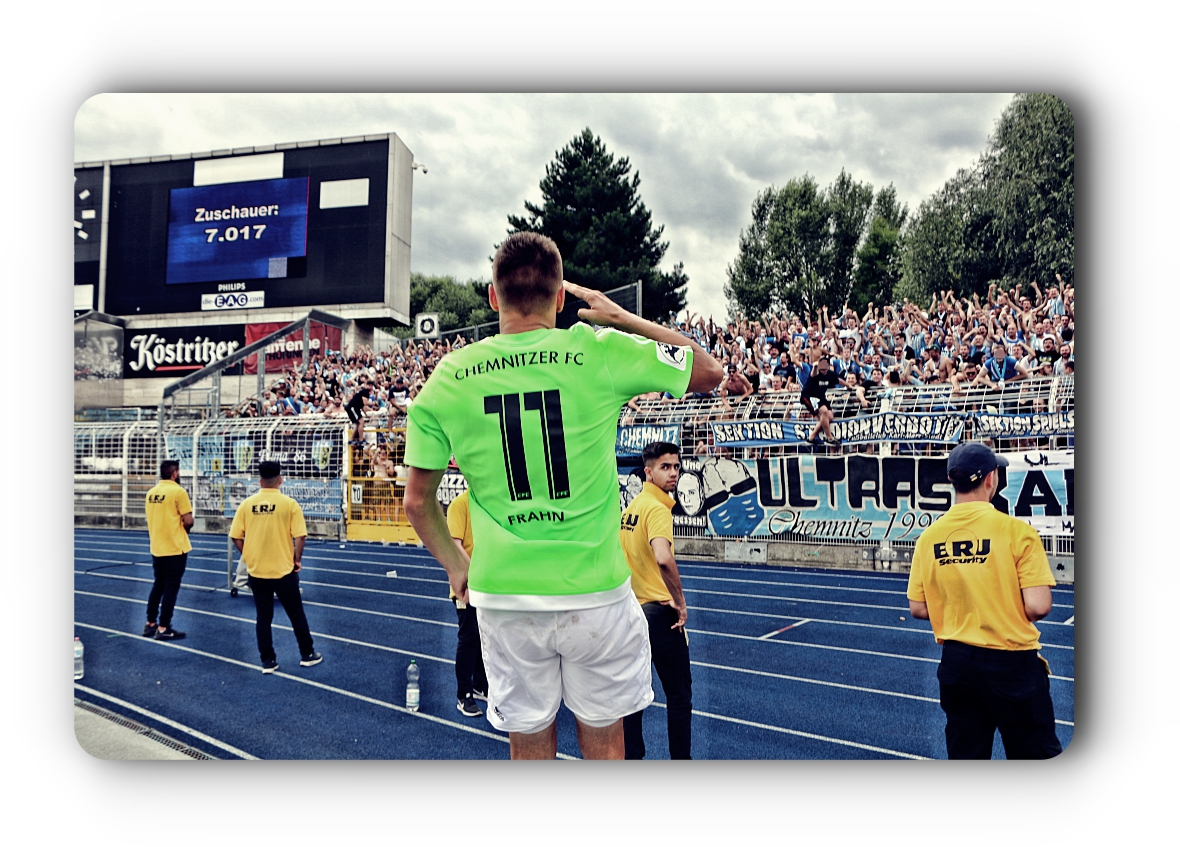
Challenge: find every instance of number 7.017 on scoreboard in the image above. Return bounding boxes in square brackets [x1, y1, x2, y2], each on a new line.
[165, 177, 309, 285]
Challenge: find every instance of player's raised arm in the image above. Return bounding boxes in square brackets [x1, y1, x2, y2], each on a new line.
[564, 280, 723, 394]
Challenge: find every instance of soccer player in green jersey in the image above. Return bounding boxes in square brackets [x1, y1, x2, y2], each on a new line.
[404, 232, 721, 759]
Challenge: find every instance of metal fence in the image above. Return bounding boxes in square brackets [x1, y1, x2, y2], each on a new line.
[625, 374, 1074, 460]
[74, 415, 352, 531]
[74, 376, 1075, 562]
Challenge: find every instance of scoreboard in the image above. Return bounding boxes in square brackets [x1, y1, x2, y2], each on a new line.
[74, 134, 413, 323]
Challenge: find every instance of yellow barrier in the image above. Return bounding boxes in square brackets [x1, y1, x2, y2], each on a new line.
[345, 426, 421, 544]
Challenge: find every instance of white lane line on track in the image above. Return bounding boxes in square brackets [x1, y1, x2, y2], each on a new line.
[685, 660, 1074, 727]
[75, 590, 457, 634]
[683, 573, 1076, 606]
[79, 536, 1076, 606]
[77, 581, 1073, 660]
[683, 707, 926, 759]
[758, 619, 811, 639]
[75, 556, 448, 587]
[70, 621, 549, 757]
[73, 683, 259, 759]
[74, 593, 1075, 728]
[79, 591, 1076, 727]
[691, 627, 1076, 682]
[75, 568, 453, 604]
[81, 559, 1080, 633]
[689, 604, 1073, 649]
[73, 614, 923, 759]
[686, 585, 1078, 614]
[87, 532, 1083, 587]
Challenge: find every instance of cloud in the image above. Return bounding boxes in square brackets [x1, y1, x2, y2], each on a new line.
[74, 92, 1014, 322]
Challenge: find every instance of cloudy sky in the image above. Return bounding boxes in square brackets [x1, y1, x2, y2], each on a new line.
[74, 93, 1013, 322]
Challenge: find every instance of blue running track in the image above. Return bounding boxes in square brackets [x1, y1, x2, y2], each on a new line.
[73, 528, 1074, 760]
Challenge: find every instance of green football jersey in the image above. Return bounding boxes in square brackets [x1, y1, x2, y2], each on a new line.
[405, 323, 693, 610]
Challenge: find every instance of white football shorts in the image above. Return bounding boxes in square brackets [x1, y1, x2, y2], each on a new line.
[476, 594, 654, 734]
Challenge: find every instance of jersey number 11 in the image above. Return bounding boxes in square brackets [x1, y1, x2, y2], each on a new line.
[484, 391, 571, 502]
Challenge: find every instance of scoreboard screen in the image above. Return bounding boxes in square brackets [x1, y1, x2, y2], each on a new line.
[166, 177, 309, 284]
[76, 134, 413, 321]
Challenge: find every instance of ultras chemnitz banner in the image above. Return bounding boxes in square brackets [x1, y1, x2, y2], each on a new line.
[618, 450, 1073, 541]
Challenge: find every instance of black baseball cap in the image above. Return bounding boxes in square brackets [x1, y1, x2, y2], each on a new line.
[946, 442, 1008, 485]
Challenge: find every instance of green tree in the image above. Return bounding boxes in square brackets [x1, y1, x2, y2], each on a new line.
[725, 171, 881, 318]
[897, 169, 976, 304]
[824, 170, 876, 307]
[849, 184, 908, 313]
[896, 93, 1073, 301]
[393, 273, 493, 337]
[505, 128, 688, 321]
[979, 92, 1074, 288]
[723, 187, 780, 318]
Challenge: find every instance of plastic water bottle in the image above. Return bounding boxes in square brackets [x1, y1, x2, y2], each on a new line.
[74, 637, 84, 681]
[405, 659, 420, 711]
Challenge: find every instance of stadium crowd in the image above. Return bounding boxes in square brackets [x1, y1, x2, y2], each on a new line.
[225, 277, 1074, 452]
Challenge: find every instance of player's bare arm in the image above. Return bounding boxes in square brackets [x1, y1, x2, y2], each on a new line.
[564, 280, 723, 394]
[404, 467, 471, 603]
[650, 536, 688, 630]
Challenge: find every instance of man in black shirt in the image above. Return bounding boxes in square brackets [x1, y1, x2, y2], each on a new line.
[345, 379, 373, 446]
[1034, 337, 1062, 371]
[801, 357, 843, 447]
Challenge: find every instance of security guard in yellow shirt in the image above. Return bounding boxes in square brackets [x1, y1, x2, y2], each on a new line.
[230, 460, 321, 674]
[143, 459, 193, 640]
[618, 441, 692, 759]
[907, 441, 1062, 759]
[446, 489, 489, 718]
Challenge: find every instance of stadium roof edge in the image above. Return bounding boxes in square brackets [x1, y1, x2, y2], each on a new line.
[74, 310, 126, 328]
[75, 132, 399, 168]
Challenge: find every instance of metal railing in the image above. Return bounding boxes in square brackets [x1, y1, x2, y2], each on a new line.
[75, 375, 1075, 562]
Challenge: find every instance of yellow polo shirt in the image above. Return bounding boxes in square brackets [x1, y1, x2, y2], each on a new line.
[145, 479, 193, 557]
[446, 490, 474, 600]
[619, 482, 676, 605]
[446, 490, 474, 557]
[907, 501, 1056, 650]
[229, 487, 308, 579]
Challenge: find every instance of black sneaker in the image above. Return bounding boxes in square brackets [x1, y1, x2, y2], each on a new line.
[299, 652, 323, 667]
[262, 660, 279, 674]
[142, 623, 158, 638]
[472, 689, 488, 702]
[456, 695, 482, 717]
[154, 626, 185, 640]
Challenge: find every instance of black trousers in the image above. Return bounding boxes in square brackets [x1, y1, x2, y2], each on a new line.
[624, 602, 693, 760]
[938, 640, 1063, 759]
[454, 601, 488, 699]
[247, 571, 315, 663]
[146, 553, 187, 628]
